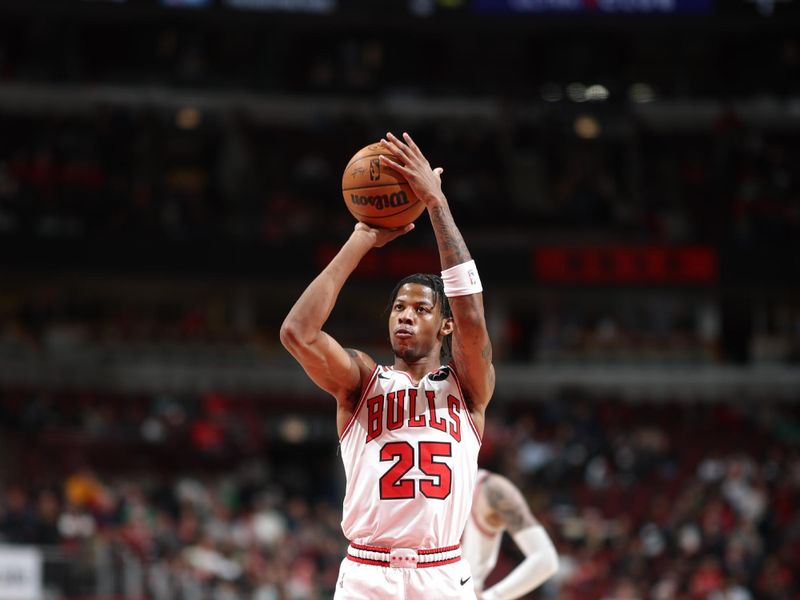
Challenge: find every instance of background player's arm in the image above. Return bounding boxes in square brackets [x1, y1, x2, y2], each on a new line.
[481, 474, 559, 600]
[280, 223, 412, 402]
[380, 132, 495, 413]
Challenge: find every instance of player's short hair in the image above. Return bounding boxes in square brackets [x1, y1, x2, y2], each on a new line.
[389, 273, 451, 319]
[388, 273, 453, 362]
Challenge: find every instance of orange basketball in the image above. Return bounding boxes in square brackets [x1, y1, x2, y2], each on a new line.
[341, 143, 425, 229]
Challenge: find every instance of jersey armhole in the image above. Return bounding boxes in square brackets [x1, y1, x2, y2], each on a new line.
[338, 364, 381, 442]
[448, 362, 482, 444]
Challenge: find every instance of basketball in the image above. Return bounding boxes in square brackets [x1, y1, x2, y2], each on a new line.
[341, 143, 425, 229]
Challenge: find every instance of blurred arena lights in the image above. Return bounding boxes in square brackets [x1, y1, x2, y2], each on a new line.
[175, 106, 202, 129]
[629, 82, 657, 103]
[409, 0, 436, 16]
[279, 416, 310, 443]
[585, 84, 610, 101]
[223, 0, 337, 13]
[574, 114, 601, 139]
[161, 0, 212, 7]
[567, 82, 587, 102]
[745, 0, 791, 16]
[567, 83, 608, 103]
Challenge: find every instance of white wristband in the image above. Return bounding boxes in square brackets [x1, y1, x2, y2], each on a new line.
[441, 260, 483, 297]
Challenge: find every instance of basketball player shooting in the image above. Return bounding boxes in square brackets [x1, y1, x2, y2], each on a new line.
[281, 132, 494, 599]
[462, 470, 559, 599]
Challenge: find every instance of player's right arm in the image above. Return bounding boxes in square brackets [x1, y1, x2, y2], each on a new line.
[379, 132, 495, 420]
[280, 223, 413, 406]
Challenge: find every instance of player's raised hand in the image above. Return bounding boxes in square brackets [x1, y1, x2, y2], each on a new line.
[354, 221, 414, 248]
[379, 132, 445, 206]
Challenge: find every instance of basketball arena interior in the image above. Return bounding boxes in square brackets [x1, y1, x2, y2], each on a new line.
[0, 0, 799, 598]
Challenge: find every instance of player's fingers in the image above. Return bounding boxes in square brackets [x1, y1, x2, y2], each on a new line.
[383, 133, 412, 161]
[379, 138, 409, 164]
[375, 222, 414, 247]
[434, 167, 444, 177]
[379, 154, 410, 177]
[378, 137, 397, 159]
[389, 222, 415, 241]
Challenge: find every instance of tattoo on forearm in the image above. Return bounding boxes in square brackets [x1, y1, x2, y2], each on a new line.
[429, 205, 470, 268]
[486, 479, 533, 533]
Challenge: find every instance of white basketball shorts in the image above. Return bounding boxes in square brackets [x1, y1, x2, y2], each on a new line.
[333, 556, 477, 600]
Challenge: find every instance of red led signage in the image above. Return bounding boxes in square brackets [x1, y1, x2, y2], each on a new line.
[534, 246, 717, 284]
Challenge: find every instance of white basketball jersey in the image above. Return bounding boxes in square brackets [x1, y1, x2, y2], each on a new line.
[339, 364, 481, 549]
[461, 469, 503, 592]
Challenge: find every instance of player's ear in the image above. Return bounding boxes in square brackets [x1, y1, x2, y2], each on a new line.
[439, 317, 454, 337]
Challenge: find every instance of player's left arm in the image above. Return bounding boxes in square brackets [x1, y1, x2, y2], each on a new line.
[379, 132, 495, 420]
[481, 474, 559, 600]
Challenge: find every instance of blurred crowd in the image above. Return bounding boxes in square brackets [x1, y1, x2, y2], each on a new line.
[0, 108, 798, 249]
[4, 282, 800, 367]
[0, 17, 799, 99]
[484, 400, 800, 599]
[0, 13, 798, 254]
[1, 390, 799, 600]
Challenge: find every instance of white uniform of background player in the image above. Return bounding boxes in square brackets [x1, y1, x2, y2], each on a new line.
[281, 132, 495, 599]
[462, 470, 559, 599]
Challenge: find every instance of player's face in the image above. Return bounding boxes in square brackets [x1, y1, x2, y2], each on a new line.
[389, 283, 452, 363]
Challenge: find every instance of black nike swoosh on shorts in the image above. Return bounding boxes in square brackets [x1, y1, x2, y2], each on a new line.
[378, 373, 390, 379]
[460, 576, 471, 586]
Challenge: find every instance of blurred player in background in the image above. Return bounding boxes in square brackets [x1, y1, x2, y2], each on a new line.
[281, 132, 495, 599]
[462, 469, 559, 600]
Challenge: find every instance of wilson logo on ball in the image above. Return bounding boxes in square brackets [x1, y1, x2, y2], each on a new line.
[350, 191, 409, 210]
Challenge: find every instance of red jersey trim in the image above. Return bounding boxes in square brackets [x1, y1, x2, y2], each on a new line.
[349, 542, 460, 554]
[346, 556, 391, 567]
[418, 543, 461, 555]
[338, 364, 380, 442]
[448, 363, 482, 444]
[346, 542, 462, 569]
[471, 514, 498, 538]
[350, 542, 390, 554]
[346, 555, 462, 569]
[421, 556, 461, 568]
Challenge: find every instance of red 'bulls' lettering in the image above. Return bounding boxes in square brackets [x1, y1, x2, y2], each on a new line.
[447, 395, 461, 442]
[365, 389, 462, 442]
[426, 390, 447, 433]
[366, 395, 383, 442]
[408, 389, 426, 427]
[387, 391, 403, 431]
